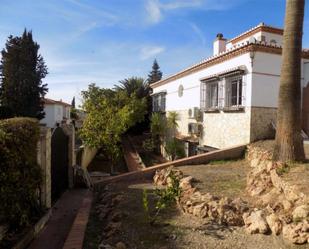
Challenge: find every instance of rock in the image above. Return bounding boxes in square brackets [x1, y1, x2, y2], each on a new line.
[179, 176, 194, 190]
[243, 210, 269, 234]
[293, 205, 309, 220]
[192, 203, 208, 218]
[282, 221, 309, 244]
[266, 213, 282, 235]
[115, 242, 126, 249]
[98, 242, 114, 249]
[231, 198, 249, 213]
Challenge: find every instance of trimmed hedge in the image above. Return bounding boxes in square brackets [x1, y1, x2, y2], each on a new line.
[0, 118, 42, 229]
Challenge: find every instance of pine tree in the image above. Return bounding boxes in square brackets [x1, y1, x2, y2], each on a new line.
[0, 29, 48, 119]
[147, 59, 162, 84]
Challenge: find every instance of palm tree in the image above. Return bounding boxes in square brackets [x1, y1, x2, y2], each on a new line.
[273, 0, 305, 162]
[167, 111, 179, 137]
[114, 77, 149, 99]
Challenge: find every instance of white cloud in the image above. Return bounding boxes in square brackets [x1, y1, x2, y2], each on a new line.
[140, 46, 165, 60]
[145, 0, 246, 25]
[189, 22, 206, 46]
[145, 0, 162, 24]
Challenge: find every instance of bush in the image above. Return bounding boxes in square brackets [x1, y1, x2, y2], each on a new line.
[0, 118, 42, 229]
[165, 138, 186, 161]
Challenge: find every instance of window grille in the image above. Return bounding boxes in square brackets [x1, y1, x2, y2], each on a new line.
[152, 92, 166, 112]
[225, 74, 243, 107]
[200, 79, 219, 110]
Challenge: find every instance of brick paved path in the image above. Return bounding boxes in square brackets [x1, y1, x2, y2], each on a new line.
[27, 189, 90, 249]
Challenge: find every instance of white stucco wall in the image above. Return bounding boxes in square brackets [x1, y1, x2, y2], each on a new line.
[40, 104, 65, 128]
[152, 52, 253, 111]
[302, 60, 309, 87]
[40, 105, 56, 128]
[251, 52, 309, 108]
[226, 31, 283, 50]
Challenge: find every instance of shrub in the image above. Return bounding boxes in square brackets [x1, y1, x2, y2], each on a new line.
[165, 138, 186, 161]
[142, 171, 181, 225]
[0, 118, 42, 229]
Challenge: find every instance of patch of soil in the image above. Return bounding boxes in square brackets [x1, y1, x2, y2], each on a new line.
[178, 160, 250, 200]
[281, 162, 309, 198]
[84, 160, 309, 249]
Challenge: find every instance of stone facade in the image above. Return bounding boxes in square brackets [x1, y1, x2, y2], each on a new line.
[201, 109, 251, 149]
[169, 107, 277, 150]
[250, 107, 277, 142]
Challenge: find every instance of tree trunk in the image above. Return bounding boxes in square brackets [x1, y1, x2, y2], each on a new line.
[273, 0, 305, 162]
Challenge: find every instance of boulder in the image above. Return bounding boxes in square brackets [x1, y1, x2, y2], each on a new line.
[179, 176, 194, 190]
[293, 205, 309, 220]
[266, 213, 282, 235]
[243, 210, 269, 234]
[192, 203, 208, 218]
[282, 221, 309, 244]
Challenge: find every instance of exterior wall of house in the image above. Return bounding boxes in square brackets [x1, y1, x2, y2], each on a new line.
[41, 105, 56, 128]
[226, 31, 283, 50]
[152, 52, 253, 110]
[152, 53, 253, 149]
[41, 104, 69, 128]
[201, 108, 251, 149]
[250, 107, 277, 142]
[302, 61, 309, 134]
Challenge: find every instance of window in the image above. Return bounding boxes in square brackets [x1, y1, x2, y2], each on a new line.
[226, 75, 243, 107]
[208, 83, 218, 108]
[200, 80, 219, 110]
[152, 92, 166, 112]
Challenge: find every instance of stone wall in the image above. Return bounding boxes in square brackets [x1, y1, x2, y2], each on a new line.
[250, 107, 277, 142]
[201, 109, 251, 149]
[37, 127, 52, 208]
[166, 107, 277, 150]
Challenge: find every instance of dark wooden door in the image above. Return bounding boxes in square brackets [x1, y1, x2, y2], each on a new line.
[51, 127, 69, 202]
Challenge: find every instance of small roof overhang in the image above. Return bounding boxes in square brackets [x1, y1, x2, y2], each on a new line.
[200, 66, 247, 82]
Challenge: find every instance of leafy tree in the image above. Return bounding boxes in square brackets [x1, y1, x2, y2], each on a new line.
[273, 0, 305, 162]
[150, 112, 165, 139]
[0, 30, 48, 119]
[147, 59, 162, 84]
[79, 84, 147, 172]
[150, 112, 166, 153]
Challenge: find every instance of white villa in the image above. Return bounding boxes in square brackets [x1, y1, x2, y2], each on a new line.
[40, 98, 71, 128]
[151, 23, 309, 156]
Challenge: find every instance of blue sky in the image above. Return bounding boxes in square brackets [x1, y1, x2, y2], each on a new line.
[0, 0, 308, 106]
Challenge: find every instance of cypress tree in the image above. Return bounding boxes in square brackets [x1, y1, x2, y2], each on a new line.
[71, 96, 76, 108]
[0, 29, 48, 119]
[147, 59, 162, 84]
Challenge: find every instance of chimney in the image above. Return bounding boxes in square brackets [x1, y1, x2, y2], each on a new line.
[213, 33, 226, 56]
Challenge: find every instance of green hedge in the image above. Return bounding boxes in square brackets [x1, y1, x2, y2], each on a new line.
[0, 118, 42, 229]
